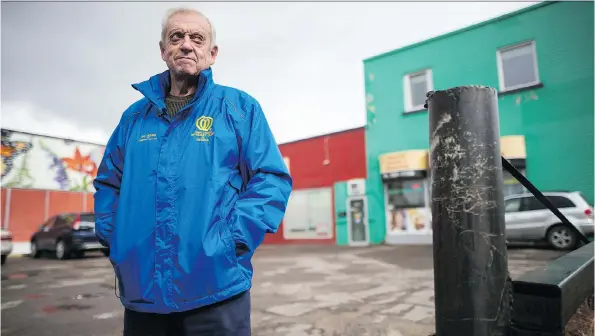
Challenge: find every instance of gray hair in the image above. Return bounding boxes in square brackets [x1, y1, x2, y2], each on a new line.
[161, 7, 217, 47]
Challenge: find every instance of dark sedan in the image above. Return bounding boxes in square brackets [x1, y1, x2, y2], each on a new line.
[29, 212, 109, 260]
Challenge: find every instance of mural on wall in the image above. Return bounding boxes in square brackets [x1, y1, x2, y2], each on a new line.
[1, 129, 105, 192]
[1, 130, 34, 183]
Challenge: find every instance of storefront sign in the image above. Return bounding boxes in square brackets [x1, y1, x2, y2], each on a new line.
[381, 170, 425, 180]
[379, 150, 429, 179]
[501, 135, 526, 159]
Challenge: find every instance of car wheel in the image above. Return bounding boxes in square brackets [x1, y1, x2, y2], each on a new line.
[30, 240, 41, 258]
[1, 255, 6, 265]
[547, 225, 577, 250]
[55, 240, 70, 260]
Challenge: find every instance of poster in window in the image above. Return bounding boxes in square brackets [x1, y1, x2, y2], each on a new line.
[388, 208, 429, 233]
[386, 179, 430, 233]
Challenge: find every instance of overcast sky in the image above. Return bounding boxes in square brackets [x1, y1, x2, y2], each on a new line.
[1, 1, 538, 145]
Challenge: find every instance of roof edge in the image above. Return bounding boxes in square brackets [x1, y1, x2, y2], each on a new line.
[278, 126, 365, 146]
[363, 1, 554, 63]
[2, 128, 106, 147]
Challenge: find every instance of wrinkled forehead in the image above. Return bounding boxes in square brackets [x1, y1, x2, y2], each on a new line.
[165, 12, 211, 37]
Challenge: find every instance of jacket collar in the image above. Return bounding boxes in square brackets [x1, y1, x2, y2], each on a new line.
[131, 68, 214, 114]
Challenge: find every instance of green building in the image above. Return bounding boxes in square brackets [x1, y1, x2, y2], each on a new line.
[335, 1, 594, 246]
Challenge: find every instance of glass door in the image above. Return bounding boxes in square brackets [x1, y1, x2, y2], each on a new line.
[347, 196, 369, 246]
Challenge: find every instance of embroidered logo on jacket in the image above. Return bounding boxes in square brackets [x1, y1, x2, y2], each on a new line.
[192, 116, 214, 142]
[138, 133, 158, 142]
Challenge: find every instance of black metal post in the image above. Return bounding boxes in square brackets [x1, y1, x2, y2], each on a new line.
[428, 86, 512, 336]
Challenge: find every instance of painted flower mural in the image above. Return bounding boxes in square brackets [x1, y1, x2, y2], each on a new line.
[61, 147, 98, 191]
[1, 130, 105, 192]
[40, 143, 100, 192]
[62, 147, 98, 176]
[39, 141, 70, 190]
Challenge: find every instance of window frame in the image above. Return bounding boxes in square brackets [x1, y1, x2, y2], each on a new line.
[496, 40, 540, 92]
[403, 69, 434, 113]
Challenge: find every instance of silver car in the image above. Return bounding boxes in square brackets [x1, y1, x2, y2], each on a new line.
[504, 191, 594, 250]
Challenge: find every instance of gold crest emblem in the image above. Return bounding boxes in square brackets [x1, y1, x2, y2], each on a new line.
[196, 116, 213, 132]
[192, 116, 215, 142]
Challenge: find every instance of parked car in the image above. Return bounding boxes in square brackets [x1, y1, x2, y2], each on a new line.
[504, 191, 594, 250]
[30, 212, 109, 260]
[1, 228, 13, 265]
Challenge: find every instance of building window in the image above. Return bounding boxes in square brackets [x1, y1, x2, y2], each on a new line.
[497, 41, 540, 92]
[282, 187, 333, 240]
[403, 69, 433, 112]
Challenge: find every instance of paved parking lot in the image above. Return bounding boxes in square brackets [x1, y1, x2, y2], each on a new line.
[1, 245, 565, 336]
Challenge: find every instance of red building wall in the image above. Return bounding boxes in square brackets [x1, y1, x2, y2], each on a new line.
[263, 127, 367, 244]
[1, 188, 95, 243]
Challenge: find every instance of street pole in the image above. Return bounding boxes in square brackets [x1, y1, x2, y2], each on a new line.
[427, 86, 512, 336]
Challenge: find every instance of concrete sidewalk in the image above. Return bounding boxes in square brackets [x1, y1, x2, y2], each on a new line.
[248, 244, 564, 336]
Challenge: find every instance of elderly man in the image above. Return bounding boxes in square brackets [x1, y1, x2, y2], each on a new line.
[93, 7, 292, 336]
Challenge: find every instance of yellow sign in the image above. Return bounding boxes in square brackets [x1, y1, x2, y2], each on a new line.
[379, 150, 428, 174]
[196, 116, 213, 132]
[192, 116, 215, 142]
[501, 135, 526, 159]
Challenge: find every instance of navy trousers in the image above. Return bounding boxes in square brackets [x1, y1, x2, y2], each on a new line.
[123, 291, 251, 336]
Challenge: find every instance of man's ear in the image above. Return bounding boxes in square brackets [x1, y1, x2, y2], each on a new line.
[159, 41, 166, 62]
[210, 45, 219, 66]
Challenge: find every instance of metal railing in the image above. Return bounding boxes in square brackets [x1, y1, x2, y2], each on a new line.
[426, 86, 594, 336]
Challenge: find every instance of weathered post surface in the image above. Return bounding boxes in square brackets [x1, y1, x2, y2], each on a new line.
[427, 86, 511, 336]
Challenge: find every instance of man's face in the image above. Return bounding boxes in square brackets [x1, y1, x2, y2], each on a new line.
[160, 12, 218, 77]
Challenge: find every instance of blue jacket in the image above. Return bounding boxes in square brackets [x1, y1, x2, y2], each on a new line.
[93, 68, 292, 313]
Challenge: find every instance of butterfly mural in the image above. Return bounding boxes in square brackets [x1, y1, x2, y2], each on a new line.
[1, 130, 33, 179]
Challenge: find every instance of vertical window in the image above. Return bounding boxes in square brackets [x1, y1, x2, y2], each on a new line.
[403, 69, 433, 112]
[497, 41, 540, 91]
